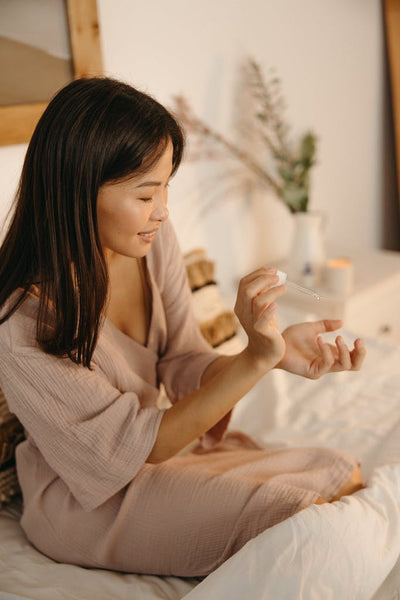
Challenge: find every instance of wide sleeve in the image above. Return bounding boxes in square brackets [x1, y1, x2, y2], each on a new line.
[155, 221, 220, 402]
[0, 347, 165, 512]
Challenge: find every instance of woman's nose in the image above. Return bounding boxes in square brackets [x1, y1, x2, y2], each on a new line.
[152, 191, 169, 221]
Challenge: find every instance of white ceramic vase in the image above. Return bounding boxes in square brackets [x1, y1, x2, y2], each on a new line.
[286, 211, 325, 287]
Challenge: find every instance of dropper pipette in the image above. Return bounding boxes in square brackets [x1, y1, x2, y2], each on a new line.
[274, 270, 321, 301]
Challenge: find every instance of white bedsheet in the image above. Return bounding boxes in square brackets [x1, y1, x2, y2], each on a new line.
[1, 327, 400, 600]
[186, 465, 400, 600]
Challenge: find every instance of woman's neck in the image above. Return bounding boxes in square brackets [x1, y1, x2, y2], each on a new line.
[105, 255, 151, 345]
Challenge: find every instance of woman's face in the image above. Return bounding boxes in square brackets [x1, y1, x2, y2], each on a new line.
[97, 140, 173, 260]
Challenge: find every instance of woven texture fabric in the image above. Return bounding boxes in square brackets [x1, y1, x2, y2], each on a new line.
[0, 391, 25, 507]
[183, 250, 240, 352]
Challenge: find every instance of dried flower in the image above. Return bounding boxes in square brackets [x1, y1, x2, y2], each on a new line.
[171, 58, 317, 213]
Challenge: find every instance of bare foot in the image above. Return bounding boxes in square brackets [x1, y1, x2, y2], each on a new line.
[331, 464, 364, 501]
[314, 496, 328, 505]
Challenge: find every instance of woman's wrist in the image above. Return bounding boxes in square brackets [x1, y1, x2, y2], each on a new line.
[241, 344, 278, 375]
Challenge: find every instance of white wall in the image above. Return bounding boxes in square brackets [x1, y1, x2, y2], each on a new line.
[0, 0, 397, 291]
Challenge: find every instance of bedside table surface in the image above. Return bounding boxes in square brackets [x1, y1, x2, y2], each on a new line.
[278, 249, 400, 343]
[347, 249, 400, 296]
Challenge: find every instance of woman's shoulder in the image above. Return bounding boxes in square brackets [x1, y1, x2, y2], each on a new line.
[0, 291, 40, 355]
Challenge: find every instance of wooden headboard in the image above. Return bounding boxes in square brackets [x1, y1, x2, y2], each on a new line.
[384, 0, 400, 205]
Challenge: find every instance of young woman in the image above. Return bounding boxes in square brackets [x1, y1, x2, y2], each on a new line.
[0, 77, 365, 577]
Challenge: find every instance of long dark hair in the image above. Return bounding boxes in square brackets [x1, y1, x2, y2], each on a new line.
[0, 77, 184, 367]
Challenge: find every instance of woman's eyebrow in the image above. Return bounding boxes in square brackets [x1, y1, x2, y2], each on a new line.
[135, 180, 162, 188]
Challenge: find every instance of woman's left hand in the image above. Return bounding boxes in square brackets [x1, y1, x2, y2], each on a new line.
[276, 319, 366, 379]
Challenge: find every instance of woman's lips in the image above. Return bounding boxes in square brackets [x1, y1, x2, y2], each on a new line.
[138, 229, 158, 242]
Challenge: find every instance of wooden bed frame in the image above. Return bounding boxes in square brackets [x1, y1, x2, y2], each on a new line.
[385, 0, 400, 205]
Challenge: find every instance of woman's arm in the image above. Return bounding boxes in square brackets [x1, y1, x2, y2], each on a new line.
[147, 348, 272, 462]
[147, 268, 286, 462]
[148, 267, 367, 463]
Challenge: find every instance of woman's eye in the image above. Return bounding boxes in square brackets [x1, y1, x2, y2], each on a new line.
[139, 197, 153, 202]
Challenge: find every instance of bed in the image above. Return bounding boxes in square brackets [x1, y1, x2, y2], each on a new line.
[1, 268, 400, 599]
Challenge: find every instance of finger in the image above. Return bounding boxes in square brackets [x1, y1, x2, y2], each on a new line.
[311, 319, 343, 336]
[315, 336, 335, 375]
[242, 273, 280, 304]
[239, 267, 276, 288]
[350, 338, 366, 370]
[235, 271, 280, 321]
[336, 335, 352, 370]
[251, 285, 287, 319]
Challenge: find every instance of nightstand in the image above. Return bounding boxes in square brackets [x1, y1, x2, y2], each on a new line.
[277, 249, 400, 344]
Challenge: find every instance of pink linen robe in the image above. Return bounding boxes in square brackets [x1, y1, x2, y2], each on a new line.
[0, 220, 356, 577]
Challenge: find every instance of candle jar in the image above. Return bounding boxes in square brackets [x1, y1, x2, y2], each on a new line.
[322, 257, 354, 295]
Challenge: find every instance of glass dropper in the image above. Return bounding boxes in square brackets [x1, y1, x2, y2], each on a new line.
[274, 270, 321, 301]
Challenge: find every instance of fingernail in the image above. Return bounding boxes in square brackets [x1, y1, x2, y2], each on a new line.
[266, 267, 276, 274]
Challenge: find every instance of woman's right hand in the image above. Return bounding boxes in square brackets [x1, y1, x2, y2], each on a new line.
[149, 266, 289, 463]
[234, 267, 287, 370]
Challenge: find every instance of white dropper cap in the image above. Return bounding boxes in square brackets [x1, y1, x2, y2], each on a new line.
[275, 270, 288, 286]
